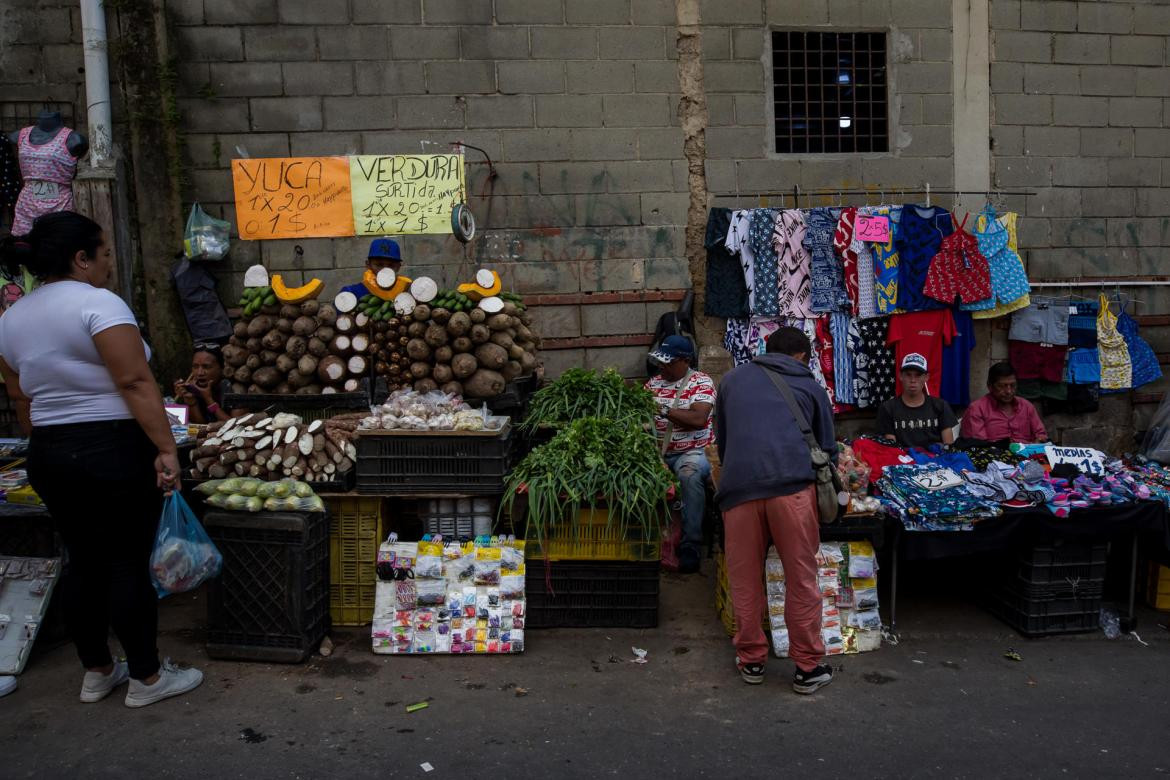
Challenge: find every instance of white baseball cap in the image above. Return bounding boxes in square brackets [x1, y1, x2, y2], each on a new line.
[900, 353, 928, 372]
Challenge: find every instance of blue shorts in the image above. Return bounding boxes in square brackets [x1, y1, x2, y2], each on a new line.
[1066, 347, 1101, 385]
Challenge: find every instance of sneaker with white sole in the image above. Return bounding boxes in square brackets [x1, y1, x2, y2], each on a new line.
[0, 675, 16, 698]
[80, 660, 130, 703]
[792, 663, 833, 695]
[124, 660, 203, 708]
[736, 657, 765, 685]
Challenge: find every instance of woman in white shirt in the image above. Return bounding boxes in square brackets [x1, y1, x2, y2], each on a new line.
[0, 212, 202, 708]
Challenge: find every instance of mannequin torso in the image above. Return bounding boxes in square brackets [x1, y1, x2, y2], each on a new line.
[8, 112, 88, 159]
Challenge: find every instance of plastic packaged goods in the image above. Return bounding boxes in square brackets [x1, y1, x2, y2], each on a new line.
[372, 537, 525, 655]
[847, 541, 877, 579]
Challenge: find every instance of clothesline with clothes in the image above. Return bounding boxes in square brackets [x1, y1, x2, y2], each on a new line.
[706, 202, 1163, 416]
[707, 201, 1031, 412]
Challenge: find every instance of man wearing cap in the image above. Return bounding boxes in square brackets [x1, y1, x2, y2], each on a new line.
[876, 352, 958, 449]
[340, 237, 403, 299]
[645, 335, 714, 574]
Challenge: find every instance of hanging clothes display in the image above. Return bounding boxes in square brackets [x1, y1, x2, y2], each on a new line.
[966, 207, 1030, 317]
[894, 205, 953, 312]
[748, 209, 781, 317]
[852, 206, 879, 319]
[1067, 299, 1098, 347]
[854, 316, 896, 408]
[773, 209, 816, 318]
[815, 315, 836, 406]
[923, 214, 992, 306]
[0, 134, 21, 214]
[872, 206, 902, 315]
[940, 310, 976, 408]
[797, 208, 839, 315]
[703, 207, 749, 317]
[832, 207, 860, 315]
[1008, 297, 1070, 345]
[887, 309, 955, 397]
[12, 126, 77, 236]
[1115, 310, 1161, 388]
[1097, 293, 1132, 390]
[1009, 340, 1068, 384]
[971, 212, 1030, 320]
[725, 210, 757, 315]
[723, 317, 755, 366]
[830, 311, 855, 405]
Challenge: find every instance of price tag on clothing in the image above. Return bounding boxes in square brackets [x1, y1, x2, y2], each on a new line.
[1045, 445, 1105, 477]
[910, 468, 963, 491]
[854, 214, 891, 243]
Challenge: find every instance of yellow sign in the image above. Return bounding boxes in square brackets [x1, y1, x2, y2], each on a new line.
[349, 154, 465, 235]
[232, 157, 354, 239]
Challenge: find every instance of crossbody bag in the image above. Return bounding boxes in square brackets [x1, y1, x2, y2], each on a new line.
[754, 361, 845, 523]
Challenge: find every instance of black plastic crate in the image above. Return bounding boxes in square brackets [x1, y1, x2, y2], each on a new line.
[984, 587, 1102, 637]
[355, 427, 515, 495]
[525, 559, 660, 628]
[225, 378, 371, 419]
[1006, 539, 1110, 589]
[203, 510, 330, 663]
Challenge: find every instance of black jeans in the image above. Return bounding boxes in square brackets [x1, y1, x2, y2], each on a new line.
[28, 419, 163, 680]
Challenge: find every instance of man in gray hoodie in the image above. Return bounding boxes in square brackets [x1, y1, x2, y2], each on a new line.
[715, 326, 836, 694]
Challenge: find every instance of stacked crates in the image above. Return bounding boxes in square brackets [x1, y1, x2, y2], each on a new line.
[985, 537, 1109, 637]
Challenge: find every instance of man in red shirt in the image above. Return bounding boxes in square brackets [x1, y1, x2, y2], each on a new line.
[960, 362, 1049, 443]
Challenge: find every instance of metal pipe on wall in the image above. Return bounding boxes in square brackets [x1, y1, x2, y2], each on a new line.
[79, 0, 113, 167]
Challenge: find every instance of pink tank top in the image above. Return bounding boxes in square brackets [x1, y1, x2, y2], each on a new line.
[12, 127, 77, 235]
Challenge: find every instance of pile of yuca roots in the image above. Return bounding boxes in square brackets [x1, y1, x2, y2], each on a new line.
[336, 268, 540, 398]
[225, 269, 370, 395]
[187, 411, 363, 484]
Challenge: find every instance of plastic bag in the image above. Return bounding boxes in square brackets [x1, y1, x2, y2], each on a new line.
[149, 492, 222, 597]
[183, 202, 231, 261]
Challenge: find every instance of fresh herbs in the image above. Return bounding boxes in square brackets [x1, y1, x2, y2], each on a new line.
[502, 417, 676, 544]
[521, 368, 656, 432]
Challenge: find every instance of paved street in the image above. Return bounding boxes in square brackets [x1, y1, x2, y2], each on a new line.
[2, 567, 1168, 779]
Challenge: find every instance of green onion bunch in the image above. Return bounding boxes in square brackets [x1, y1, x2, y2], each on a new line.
[520, 368, 656, 432]
[502, 417, 677, 543]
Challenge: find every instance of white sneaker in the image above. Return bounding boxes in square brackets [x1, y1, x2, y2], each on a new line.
[0, 676, 16, 698]
[124, 659, 203, 708]
[80, 660, 130, 703]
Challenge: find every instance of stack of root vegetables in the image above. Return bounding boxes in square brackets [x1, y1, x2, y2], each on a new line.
[222, 298, 371, 395]
[187, 412, 363, 484]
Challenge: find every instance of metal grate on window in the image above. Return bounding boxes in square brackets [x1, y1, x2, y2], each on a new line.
[772, 30, 888, 154]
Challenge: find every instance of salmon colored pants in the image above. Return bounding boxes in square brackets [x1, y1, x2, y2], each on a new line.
[723, 485, 825, 671]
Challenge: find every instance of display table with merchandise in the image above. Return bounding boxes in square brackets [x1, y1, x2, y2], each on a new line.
[882, 500, 1170, 632]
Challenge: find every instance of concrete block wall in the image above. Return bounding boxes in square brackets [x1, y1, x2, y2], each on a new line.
[0, 1, 96, 132]
[168, 0, 694, 377]
[705, 0, 956, 211]
[991, 0, 1170, 442]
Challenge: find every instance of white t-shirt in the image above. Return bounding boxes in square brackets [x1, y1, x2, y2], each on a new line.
[0, 281, 150, 426]
[725, 210, 756, 314]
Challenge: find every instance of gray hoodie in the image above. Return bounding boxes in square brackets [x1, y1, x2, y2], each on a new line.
[714, 354, 837, 511]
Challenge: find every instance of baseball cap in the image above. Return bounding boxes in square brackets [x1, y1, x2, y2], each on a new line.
[368, 237, 401, 261]
[649, 335, 695, 365]
[900, 353, 928, 373]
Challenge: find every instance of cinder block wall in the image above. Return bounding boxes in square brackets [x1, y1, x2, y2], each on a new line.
[990, 0, 1170, 447]
[0, 1, 94, 134]
[172, 0, 695, 378]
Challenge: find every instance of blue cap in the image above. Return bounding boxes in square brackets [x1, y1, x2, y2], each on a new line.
[368, 237, 401, 261]
[649, 335, 695, 364]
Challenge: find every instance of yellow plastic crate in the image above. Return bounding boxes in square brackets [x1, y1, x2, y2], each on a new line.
[1147, 562, 1170, 611]
[525, 507, 661, 562]
[327, 497, 382, 626]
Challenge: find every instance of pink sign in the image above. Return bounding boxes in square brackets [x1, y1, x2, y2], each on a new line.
[855, 214, 891, 243]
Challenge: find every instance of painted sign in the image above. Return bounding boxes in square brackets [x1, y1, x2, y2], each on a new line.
[231, 157, 354, 239]
[349, 154, 466, 235]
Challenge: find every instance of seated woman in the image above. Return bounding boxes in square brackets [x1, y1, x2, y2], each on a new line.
[173, 344, 233, 424]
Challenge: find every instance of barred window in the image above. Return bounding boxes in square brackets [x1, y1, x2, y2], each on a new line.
[772, 30, 889, 154]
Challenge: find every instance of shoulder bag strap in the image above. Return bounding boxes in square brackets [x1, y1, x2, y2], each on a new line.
[752, 361, 820, 451]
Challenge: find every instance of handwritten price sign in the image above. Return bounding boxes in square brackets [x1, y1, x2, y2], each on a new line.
[232, 157, 354, 239]
[1045, 446, 1105, 477]
[350, 154, 465, 236]
[854, 214, 891, 243]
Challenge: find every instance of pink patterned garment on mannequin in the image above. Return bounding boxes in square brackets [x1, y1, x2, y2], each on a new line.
[12, 127, 77, 235]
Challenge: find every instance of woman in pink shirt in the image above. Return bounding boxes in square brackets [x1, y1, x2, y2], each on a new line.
[961, 362, 1048, 443]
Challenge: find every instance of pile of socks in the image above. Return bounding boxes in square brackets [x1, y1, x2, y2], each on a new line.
[1047, 473, 1150, 517]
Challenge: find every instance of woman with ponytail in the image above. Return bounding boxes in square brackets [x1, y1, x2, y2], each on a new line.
[0, 211, 202, 707]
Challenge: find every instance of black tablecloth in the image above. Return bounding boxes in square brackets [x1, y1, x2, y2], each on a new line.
[899, 500, 1170, 561]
